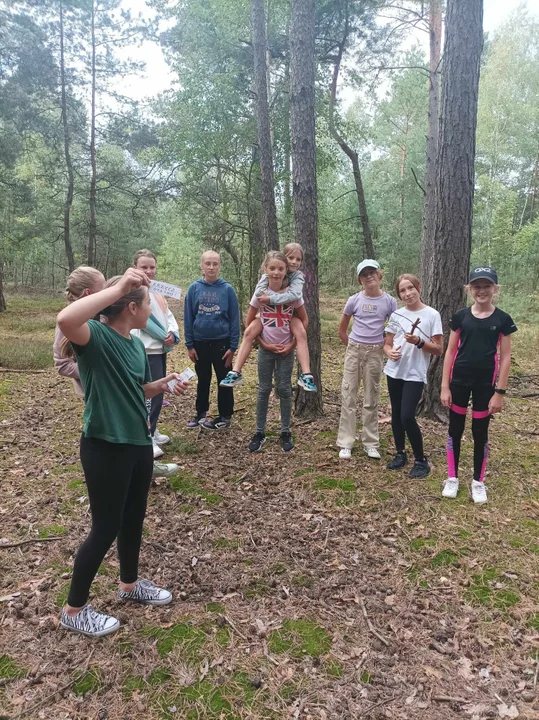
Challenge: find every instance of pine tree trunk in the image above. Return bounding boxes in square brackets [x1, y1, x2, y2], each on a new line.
[290, 0, 323, 418]
[0, 259, 6, 312]
[252, 0, 279, 252]
[328, 14, 374, 259]
[59, 1, 75, 274]
[88, 0, 98, 266]
[422, 0, 484, 421]
[420, 0, 442, 290]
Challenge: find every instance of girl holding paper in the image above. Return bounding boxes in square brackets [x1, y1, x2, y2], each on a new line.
[131, 249, 180, 459]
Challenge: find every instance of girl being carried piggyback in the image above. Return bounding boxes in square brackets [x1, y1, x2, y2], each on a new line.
[220, 243, 317, 392]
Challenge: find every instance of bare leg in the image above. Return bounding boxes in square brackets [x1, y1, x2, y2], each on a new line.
[290, 317, 311, 375]
[232, 318, 263, 372]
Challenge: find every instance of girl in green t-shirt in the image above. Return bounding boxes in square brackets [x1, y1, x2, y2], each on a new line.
[56, 268, 189, 638]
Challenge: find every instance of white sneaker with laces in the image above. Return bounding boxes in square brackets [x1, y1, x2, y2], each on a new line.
[154, 430, 170, 445]
[153, 441, 164, 459]
[60, 604, 120, 638]
[442, 477, 459, 498]
[152, 462, 179, 478]
[339, 447, 352, 460]
[365, 446, 381, 459]
[471, 480, 488, 504]
[119, 579, 172, 606]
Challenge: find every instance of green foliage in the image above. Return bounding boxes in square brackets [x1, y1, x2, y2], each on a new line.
[313, 476, 356, 492]
[0, 655, 27, 680]
[72, 668, 105, 697]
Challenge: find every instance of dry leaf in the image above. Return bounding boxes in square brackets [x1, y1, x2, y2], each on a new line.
[497, 704, 519, 718]
[458, 656, 474, 680]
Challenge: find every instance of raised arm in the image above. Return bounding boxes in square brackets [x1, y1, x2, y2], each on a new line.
[57, 269, 149, 346]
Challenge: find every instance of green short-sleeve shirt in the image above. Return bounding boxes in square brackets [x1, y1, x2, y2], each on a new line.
[74, 320, 152, 445]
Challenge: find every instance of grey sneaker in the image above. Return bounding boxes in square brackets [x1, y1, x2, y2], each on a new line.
[202, 416, 231, 430]
[119, 579, 172, 606]
[60, 604, 120, 638]
[152, 462, 179, 478]
[187, 413, 206, 429]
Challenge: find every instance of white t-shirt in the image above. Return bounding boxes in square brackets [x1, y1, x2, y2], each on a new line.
[384, 305, 443, 383]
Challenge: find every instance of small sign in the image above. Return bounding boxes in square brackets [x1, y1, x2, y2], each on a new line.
[150, 280, 182, 299]
[167, 368, 196, 393]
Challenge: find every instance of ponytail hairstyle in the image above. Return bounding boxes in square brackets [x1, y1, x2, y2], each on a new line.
[283, 242, 304, 261]
[395, 273, 421, 299]
[60, 266, 104, 357]
[260, 250, 290, 289]
[133, 248, 157, 267]
[65, 266, 104, 303]
[101, 276, 147, 320]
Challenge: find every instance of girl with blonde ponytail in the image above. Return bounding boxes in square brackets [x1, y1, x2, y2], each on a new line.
[53, 266, 105, 397]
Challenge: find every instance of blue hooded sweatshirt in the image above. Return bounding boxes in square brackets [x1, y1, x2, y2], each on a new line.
[184, 277, 240, 349]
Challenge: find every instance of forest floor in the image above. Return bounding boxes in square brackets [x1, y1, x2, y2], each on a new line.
[1, 292, 539, 720]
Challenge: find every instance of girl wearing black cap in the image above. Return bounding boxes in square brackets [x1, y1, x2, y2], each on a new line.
[440, 266, 517, 504]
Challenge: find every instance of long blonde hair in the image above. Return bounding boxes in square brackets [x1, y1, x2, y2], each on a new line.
[65, 266, 104, 303]
[60, 266, 104, 357]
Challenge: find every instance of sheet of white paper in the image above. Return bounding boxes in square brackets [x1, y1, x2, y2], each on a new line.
[149, 280, 182, 299]
[168, 368, 196, 393]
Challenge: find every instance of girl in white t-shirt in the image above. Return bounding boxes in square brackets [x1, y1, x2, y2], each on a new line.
[383, 274, 443, 478]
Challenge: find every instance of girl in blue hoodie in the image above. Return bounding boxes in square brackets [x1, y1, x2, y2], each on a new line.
[184, 251, 241, 430]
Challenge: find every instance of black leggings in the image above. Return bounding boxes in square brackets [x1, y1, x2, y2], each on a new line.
[447, 382, 494, 482]
[148, 353, 166, 436]
[386, 376, 425, 459]
[67, 436, 153, 607]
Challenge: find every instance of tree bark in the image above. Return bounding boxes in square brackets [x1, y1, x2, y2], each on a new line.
[290, 0, 323, 418]
[59, 1, 75, 274]
[0, 259, 6, 312]
[420, 0, 442, 289]
[422, 0, 484, 420]
[251, 0, 279, 252]
[328, 5, 374, 259]
[88, 0, 98, 266]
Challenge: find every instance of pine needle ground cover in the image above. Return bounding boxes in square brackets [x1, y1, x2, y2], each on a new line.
[1, 294, 538, 719]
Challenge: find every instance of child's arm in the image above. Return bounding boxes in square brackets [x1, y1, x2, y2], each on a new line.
[57, 269, 149, 346]
[144, 374, 188, 399]
[338, 314, 352, 346]
[489, 335, 512, 414]
[383, 332, 401, 362]
[440, 330, 458, 407]
[254, 274, 269, 296]
[184, 287, 198, 361]
[165, 303, 180, 346]
[260, 271, 305, 305]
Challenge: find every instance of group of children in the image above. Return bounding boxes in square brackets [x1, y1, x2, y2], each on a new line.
[52, 245, 515, 638]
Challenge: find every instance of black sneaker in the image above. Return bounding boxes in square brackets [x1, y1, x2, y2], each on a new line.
[387, 451, 408, 470]
[202, 416, 231, 430]
[187, 413, 206, 429]
[248, 432, 266, 452]
[280, 431, 294, 452]
[408, 458, 430, 479]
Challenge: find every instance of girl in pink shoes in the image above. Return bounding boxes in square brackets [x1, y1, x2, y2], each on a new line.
[383, 274, 443, 478]
[220, 242, 317, 392]
[57, 268, 188, 637]
[441, 266, 516, 504]
[337, 260, 397, 460]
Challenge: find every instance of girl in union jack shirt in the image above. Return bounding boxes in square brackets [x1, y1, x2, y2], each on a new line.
[246, 251, 309, 453]
[220, 243, 317, 392]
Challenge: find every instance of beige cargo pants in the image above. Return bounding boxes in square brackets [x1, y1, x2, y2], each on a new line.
[337, 340, 384, 450]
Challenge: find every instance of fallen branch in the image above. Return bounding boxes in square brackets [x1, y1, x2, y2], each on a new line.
[15, 648, 95, 718]
[359, 598, 390, 647]
[365, 694, 401, 715]
[0, 536, 65, 549]
[432, 694, 468, 703]
[223, 615, 248, 641]
[0, 367, 48, 374]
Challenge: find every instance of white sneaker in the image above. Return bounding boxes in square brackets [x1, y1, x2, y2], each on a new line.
[152, 462, 179, 478]
[119, 579, 172, 606]
[442, 477, 459, 498]
[339, 447, 352, 460]
[154, 430, 170, 445]
[153, 441, 164, 459]
[60, 604, 120, 638]
[471, 480, 488, 504]
[365, 447, 381, 459]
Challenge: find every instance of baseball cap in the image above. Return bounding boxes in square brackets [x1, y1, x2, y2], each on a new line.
[357, 259, 380, 276]
[469, 266, 498, 284]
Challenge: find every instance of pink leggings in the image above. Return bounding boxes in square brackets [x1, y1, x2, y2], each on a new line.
[447, 382, 494, 482]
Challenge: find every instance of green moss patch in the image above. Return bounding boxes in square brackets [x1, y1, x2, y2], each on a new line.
[268, 619, 332, 658]
[168, 472, 223, 505]
[313, 476, 356, 492]
[0, 655, 27, 680]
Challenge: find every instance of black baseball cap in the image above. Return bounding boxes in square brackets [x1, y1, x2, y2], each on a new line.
[469, 266, 498, 284]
